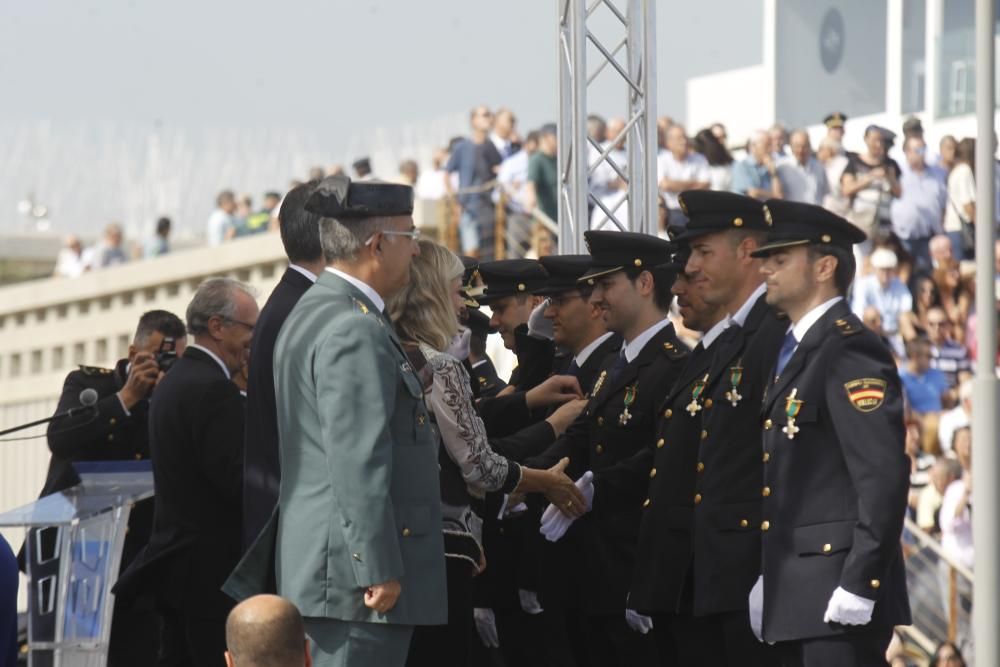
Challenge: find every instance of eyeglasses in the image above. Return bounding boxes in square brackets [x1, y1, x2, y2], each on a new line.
[548, 294, 585, 308]
[222, 317, 255, 333]
[365, 228, 422, 246]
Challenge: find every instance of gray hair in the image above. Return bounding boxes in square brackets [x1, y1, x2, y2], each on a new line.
[186, 277, 258, 335]
[319, 216, 393, 263]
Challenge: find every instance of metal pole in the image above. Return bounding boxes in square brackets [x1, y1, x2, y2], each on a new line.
[558, 0, 588, 254]
[972, 2, 999, 666]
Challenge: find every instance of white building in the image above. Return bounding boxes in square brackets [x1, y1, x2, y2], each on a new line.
[686, 0, 995, 151]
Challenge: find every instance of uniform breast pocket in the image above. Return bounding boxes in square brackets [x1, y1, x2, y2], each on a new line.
[793, 520, 855, 557]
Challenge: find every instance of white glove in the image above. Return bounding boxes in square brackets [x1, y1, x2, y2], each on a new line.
[519, 589, 544, 615]
[625, 609, 653, 634]
[823, 586, 875, 626]
[748, 575, 764, 642]
[540, 471, 594, 542]
[473, 607, 500, 647]
[446, 327, 472, 361]
[527, 299, 554, 340]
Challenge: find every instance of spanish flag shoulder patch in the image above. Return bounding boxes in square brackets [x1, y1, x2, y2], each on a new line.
[844, 378, 887, 412]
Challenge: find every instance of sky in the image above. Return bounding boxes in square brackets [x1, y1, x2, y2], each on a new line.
[0, 0, 762, 237]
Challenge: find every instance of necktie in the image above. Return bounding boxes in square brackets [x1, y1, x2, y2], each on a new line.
[609, 350, 628, 383]
[566, 359, 581, 377]
[774, 331, 798, 378]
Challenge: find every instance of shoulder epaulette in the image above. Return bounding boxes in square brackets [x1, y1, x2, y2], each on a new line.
[662, 340, 690, 360]
[78, 365, 113, 376]
[834, 317, 862, 337]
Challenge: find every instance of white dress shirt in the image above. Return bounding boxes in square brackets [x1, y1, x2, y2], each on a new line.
[574, 332, 615, 367]
[622, 318, 672, 363]
[729, 282, 768, 328]
[187, 343, 232, 379]
[289, 263, 318, 283]
[324, 267, 385, 312]
[785, 297, 844, 352]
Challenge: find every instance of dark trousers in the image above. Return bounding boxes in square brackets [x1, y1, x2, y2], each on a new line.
[659, 610, 778, 667]
[109, 596, 160, 666]
[582, 613, 657, 667]
[775, 627, 893, 667]
[407, 557, 474, 667]
[157, 603, 229, 667]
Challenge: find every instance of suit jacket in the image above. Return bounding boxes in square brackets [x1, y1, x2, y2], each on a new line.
[689, 293, 786, 616]
[759, 300, 911, 642]
[529, 322, 688, 614]
[225, 271, 447, 626]
[242, 266, 313, 550]
[113, 347, 244, 617]
[629, 340, 716, 614]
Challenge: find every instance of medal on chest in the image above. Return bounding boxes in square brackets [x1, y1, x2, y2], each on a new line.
[686, 374, 709, 417]
[782, 388, 803, 440]
[592, 370, 608, 398]
[725, 359, 744, 407]
[619, 383, 638, 426]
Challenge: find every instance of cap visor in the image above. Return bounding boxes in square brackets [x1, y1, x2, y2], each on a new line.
[578, 265, 624, 281]
[750, 239, 811, 258]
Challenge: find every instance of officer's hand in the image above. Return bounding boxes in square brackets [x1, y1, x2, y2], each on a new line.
[364, 579, 401, 615]
[543, 458, 587, 518]
[119, 353, 160, 409]
[545, 398, 589, 436]
[525, 374, 584, 409]
[474, 550, 487, 577]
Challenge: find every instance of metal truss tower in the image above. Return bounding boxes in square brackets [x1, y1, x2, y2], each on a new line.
[557, 0, 658, 253]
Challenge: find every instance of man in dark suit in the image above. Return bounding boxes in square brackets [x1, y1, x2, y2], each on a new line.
[528, 231, 688, 667]
[25, 309, 186, 665]
[750, 200, 910, 666]
[654, 190, 785, 665]
[242, 181, 326, 550]
[115, 277, 259, 667]
[628, 236, 729, 663]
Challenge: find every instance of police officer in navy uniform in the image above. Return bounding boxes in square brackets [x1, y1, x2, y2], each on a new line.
[528, 231, 688, 666]
[465, 308, 507, 398]
[654, 191, 785, 665]
[35, 309, 187, 666]
[749, 200, 911, 667]
[628, 233, 730, 663]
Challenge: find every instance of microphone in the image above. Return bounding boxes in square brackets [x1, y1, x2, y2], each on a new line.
[64, 388, 100, 418]
[0, 388, 101, 437]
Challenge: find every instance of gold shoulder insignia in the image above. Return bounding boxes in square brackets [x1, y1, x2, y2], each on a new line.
[834, 318, 862, 337]
[352, 298, 370, 315]
[844, 378, 887, 412]
[79, 365, 112, 376]
[662, 341, 689, 360]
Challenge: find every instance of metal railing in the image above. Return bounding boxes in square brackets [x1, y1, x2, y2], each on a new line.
[900, 516, 974, 660]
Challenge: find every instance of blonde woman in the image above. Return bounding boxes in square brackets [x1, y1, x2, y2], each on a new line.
[388, 239, 584, 666]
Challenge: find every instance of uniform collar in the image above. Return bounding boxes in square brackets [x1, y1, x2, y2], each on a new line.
[789, 296, 844, 343]
[324, 267, 385, 312]
[622, 318, 672, 363]
[574, 331, 615, 367]
[700, 316, 731, 349]
[729, 282, 767, 327]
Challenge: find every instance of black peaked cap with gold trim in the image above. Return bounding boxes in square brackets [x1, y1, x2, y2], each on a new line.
[823, 112, 847, 129]
[751, 199, 867, 257]
[460, 256, 485, 307]
[537, 255, 597, 295]
[581, 230, 676, 281]
[676, 190, 770, 240]
[465, 308, 497, 339]
[305, 174, 414, 219]
[665, 224, 692, 272]
[478, 259, 549, 304]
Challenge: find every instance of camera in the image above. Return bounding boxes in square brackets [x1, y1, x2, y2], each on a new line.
[156, 337, 178, 372]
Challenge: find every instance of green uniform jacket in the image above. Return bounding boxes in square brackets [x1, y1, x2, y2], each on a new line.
[226, 270, 447, 626]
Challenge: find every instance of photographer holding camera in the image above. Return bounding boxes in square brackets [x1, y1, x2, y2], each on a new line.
[28, 308, 186, 665]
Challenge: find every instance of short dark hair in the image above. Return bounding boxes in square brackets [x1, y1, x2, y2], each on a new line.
[692, 128, 734, 166]
[622, 265, 675, 312]
[807, 245, 855, 296]
[277, 181, 324, 264]
[134, 310, 185, 346]
[155, 217, 171, 235]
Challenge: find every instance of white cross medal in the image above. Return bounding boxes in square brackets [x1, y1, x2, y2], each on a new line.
[725, 360, 744, 407]
[782, 388, 803, 440]
[619, 384, 638, 426]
